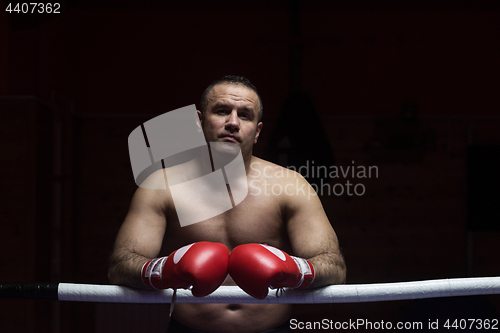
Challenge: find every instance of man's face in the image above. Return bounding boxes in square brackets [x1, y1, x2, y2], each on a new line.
[198, 83, 263, 159]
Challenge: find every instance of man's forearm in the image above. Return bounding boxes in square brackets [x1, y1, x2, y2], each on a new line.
[108, 249, 151, 289]
[307, 252, 346, 288]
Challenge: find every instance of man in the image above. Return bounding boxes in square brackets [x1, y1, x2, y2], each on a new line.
[108, 75, 346, 332]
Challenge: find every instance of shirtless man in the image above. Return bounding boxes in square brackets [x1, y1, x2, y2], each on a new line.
[108, 76, 346, 333]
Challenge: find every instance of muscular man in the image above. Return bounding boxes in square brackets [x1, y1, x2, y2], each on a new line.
[108, 76, 346, 333]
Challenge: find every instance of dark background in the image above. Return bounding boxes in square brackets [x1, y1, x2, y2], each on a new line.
[1, 0, 499, 332]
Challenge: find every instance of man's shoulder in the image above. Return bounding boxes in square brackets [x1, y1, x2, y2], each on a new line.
[248, 156, 315, 205]
[249, 156, 307, 183]
[136, 168, 170, 190]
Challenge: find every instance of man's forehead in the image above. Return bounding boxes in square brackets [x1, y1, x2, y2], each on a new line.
[207, 83, 259, 109]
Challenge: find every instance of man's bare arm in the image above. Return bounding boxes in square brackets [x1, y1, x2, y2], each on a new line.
[108, 180, 168, 289]
[285, 175, 346, 288]
[108, 246, 151, 289]
[306, 247, 346, 288]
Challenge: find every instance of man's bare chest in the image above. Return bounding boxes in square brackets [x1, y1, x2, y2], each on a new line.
[162, 193, 291, 253]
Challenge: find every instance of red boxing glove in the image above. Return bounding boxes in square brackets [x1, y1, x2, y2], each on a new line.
[228, 243, 315, 299]
[141, 242, 229, 297]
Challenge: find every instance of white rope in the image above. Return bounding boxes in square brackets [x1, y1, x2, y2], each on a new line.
[58, 276, 500, 304]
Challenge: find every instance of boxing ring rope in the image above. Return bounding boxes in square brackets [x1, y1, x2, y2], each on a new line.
[2, 276, 500, 304]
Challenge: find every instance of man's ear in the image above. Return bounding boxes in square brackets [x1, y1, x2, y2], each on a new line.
[254, 122, 263, 144]
[196, 110, 203, 132]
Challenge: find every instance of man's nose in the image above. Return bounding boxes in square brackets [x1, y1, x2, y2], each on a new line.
[225, 110, 240, 131]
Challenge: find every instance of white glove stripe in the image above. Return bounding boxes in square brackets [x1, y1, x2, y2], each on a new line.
[259, 244, 286, 261]
[173, 243, 195, 264]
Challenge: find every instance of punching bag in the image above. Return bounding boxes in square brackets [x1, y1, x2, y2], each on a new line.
[265, 0, 335, 188]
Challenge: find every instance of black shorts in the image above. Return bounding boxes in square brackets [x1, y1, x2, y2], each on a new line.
[166, 318, 292, 333]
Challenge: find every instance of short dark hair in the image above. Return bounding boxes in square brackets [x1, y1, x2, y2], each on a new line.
[199, 75, 263, 122]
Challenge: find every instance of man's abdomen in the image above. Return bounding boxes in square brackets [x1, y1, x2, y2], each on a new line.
[173, 303, 292, 333]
